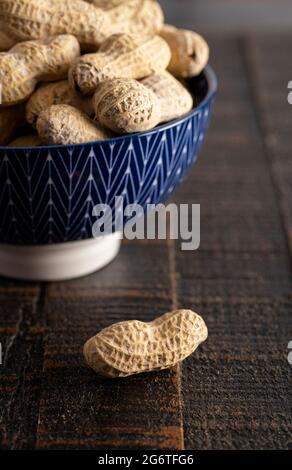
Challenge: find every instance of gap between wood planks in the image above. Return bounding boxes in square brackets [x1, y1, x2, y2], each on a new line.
[167, 235, 185, 450]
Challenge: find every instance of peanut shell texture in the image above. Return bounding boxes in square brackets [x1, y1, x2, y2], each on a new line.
[160, 25, 209, 78]
[142, 71, 193, 122]
[93, 78, 161, 134]
[84, 309, 208, 378]
[0, 0, 110, 49]
[36, 104, 109, 145]
[26, 80, 93, 127]
[0, 35, 80, 106]
[69, 33, 171, 96]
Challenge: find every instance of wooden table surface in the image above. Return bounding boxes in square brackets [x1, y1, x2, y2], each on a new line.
[1, 35, 292, 450]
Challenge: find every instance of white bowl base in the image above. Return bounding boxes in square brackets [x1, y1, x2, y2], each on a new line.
[0, 234, 121, 281]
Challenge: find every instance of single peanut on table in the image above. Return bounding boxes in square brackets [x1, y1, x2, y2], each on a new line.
[160, 25, 209, 78]
[0, 35, 80, 106]
[36, 104, 110, 145]
[8, 135, 43, 147]
[0, 105, 26, 145]
[0, 0, 110, 49]
[84, 309, 208, 378]
[69, 33, 171, 96]
[142, 71, 193, 122]
[26, 81, 93, 127]
[93, 78, 161, 134]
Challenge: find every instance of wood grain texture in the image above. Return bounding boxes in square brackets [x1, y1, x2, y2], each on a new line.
[0, 281, 44, 449]
[242, 34, 292, 258]
[175, 35, 292, 449]
[0, 34, 292, 450]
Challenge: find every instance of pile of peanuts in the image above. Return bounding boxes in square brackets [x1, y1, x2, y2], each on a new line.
[0, 0, 209, 146]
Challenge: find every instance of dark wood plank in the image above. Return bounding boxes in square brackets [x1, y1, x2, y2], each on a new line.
[242, 34, 292, 257]
[172, 35, 292, 449]
[0, 280, 44, 449]
[35, 242, 183, 450]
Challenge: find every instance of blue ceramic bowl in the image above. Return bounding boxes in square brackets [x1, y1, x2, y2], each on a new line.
[0, 66, 217, 245]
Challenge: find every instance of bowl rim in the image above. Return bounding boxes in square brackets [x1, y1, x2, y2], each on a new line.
[0, 65, 217, 152]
